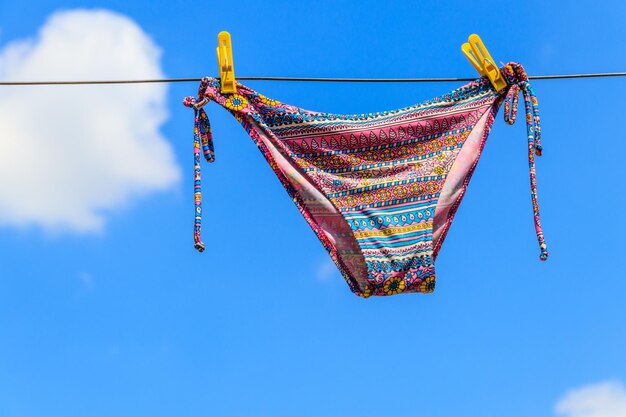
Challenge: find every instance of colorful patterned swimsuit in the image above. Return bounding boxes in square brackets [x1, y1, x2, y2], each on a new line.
[183, 62, 548, 297]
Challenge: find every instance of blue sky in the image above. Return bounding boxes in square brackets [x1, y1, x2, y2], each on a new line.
[1, 1, 626, 417]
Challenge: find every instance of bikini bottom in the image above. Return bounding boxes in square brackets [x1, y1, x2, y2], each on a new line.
[183, 62, 548, 297]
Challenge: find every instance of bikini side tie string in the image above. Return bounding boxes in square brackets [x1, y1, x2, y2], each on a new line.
[183, 92, 215, 252]
[502, 63, 549, 261]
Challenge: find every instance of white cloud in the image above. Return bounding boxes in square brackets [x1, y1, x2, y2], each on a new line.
[556, 380, 626, 417]
[0, 9, 180, 233]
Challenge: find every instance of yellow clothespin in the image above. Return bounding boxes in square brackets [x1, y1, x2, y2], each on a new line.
[216, 31, 236, 93]
[461, 34, 507, 92]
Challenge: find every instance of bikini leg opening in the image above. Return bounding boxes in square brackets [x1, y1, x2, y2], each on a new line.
[432, 102, 501, 259]
[246, 121, 370, 294]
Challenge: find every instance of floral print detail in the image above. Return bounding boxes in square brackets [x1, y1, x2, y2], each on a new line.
[444, 135, 457, 146]
[424, 181, 438, 194]
[419, 276, 436, 293]
[225, 94, 249, 111]
[258, 93, 280, 106]
[359, 284, 372, 298]
[383, 276, 406, 295]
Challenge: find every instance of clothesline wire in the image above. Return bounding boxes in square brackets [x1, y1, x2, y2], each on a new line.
[1, 71, 626, 85]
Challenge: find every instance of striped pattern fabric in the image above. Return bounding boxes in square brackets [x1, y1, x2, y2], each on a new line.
[185, 62, 547, 297]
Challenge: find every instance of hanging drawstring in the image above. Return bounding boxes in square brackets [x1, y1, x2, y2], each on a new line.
[183, 94, 215, 252]
[502, 63, 549, 261]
